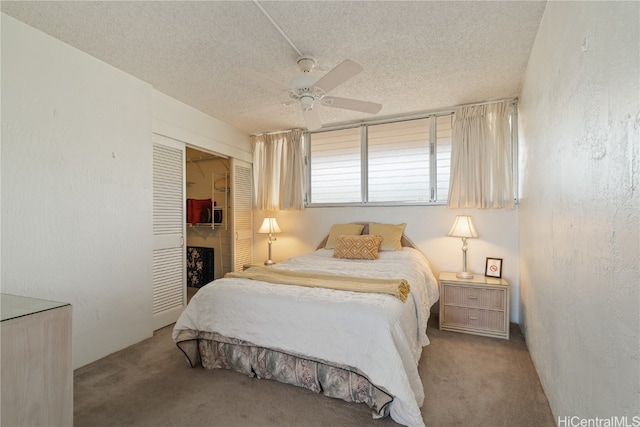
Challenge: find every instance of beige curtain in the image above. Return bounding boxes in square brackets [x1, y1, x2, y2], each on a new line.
[448, 101, 514, 210]
[252, 129, 305, 211]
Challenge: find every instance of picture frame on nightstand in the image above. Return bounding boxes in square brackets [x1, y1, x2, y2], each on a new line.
[485, 257, 503, 278]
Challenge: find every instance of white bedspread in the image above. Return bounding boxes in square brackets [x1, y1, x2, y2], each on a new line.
[173, 247, 439, 427]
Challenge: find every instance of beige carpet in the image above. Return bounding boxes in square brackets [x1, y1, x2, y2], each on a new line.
[74, 316, 555, 427]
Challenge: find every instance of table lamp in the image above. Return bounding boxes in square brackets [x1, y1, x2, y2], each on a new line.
[447, 215, 478, 279]
[258, 217, 281, 265]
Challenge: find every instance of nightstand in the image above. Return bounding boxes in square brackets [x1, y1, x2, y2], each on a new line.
[439, 272, 510, 340]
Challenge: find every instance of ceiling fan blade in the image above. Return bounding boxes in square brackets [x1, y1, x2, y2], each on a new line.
[235, 67, 290, 92]
[303, 108, 322, 131]
[314, 60, 363, 93]
[322, 96, 382, 114]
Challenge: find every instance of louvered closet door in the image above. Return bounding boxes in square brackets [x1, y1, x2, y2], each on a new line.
[231, 159, 253, 272]
[152, 135, 186, 330]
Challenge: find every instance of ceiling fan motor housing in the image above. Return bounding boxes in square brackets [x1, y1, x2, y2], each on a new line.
[296, 56, 316, 73]
[289, 73, 317, 91]
[289, 71, 325, 107]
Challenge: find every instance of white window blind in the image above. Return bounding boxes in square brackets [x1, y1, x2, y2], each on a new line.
[307, 113, 454, 205]
[368, 118, 430, 202]
[309, 127, 361, 203]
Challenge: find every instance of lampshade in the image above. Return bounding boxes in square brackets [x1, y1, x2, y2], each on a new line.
[258, 217, 281, 234]
[447, 215, 478, 239]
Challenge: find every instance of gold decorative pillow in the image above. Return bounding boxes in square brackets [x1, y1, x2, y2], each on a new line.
[333, 235, 383, 260]
[369, 222, 406, 251]
[325, 223, 365, 249]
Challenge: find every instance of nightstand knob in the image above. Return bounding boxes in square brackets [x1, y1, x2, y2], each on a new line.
[469, 316, 478, 320]
[468, 295, 478, 299]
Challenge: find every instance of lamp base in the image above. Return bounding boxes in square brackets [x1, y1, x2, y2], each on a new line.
[264, 260, 275, 266]
[456, 271, 474, 279]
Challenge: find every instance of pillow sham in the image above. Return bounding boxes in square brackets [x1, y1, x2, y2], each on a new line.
[333, 234, 383, 260]
[324, 223, 365, 249]
[369, 222, 406, 251]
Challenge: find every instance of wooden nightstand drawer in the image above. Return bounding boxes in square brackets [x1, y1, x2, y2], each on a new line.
[442, 306, 507, 333]
[443, 285, 506, 310]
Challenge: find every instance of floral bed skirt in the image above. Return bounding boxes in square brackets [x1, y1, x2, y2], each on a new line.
[175, 330, 393, 419]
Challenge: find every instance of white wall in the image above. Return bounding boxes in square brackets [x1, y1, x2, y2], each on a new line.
[1, 14, 154, 368]
[152, 90, 251, 162]
[1, 14, 252, 369]
[518, 1, 639, 420]
[254, 205, 520, 321]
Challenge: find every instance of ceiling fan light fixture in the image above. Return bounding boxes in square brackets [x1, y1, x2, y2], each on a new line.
[299, 94, 315, 109]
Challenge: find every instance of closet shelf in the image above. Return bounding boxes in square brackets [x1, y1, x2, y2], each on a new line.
[188, 222, 224, 228]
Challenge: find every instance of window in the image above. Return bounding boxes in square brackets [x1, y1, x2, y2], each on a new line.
[308, 127, 361, 204]
[307, 113, 453, 205]
[368, 118, 430, 202]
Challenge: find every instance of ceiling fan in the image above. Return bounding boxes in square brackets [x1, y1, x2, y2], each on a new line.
[237, 56, 382, 131]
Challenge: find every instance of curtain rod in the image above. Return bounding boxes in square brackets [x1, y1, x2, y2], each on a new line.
[456, 97, 517, 109]
[316, 98, 518, 132]
[251, 128, 304, 138]
[250, 98, 517, 137]
[318, 98, 518, 132]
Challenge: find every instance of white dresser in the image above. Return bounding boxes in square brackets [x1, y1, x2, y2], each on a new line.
[1, 294, 73, 426]
[438, 272, 510, 340]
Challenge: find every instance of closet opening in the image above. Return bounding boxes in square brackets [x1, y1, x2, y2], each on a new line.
[185, 147, 232, 301]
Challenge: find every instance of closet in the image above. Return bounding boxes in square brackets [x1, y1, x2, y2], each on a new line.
[152, 139, 253, 330]
[185, 148, 232, 289]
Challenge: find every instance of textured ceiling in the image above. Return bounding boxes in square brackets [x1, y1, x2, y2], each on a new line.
[1, 1, 546, 135]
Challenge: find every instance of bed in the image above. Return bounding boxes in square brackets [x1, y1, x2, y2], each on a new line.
[173, 222, 439, 427]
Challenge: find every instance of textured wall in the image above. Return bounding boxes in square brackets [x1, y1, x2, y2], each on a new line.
[518, 1, 639, 419]
[1, 14, 154, 368]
